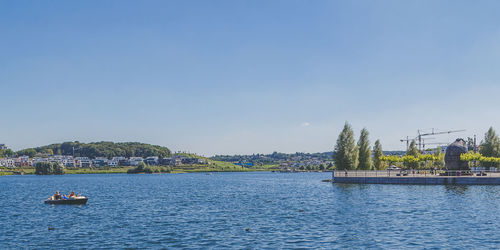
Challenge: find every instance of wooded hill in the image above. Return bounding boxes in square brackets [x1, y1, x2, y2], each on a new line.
[16, 141, 171, 159]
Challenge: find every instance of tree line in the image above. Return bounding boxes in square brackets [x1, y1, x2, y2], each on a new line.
[333, 122, 384, 170]
[334, 122, 500, 170]
[13, 141, 171, 159]
[0, 148, 15, 158]
[211, 151, 334, 164]
[127, 162, 172, 174]
[379, 128, 500, 169]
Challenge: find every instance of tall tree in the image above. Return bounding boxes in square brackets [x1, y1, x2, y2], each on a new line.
[433, 147, 445, 169]
[0, 149, 13, 158]
[405, 140, 420, 169]
[466, 137, 475, 151]
[35, 162, 65, 175]
[357, 128, 372, 170]
[373, 139, 384, 170]
[16, 148, 37, 158]
[333, 122, 359, 170]
[480, 127, 500, 168]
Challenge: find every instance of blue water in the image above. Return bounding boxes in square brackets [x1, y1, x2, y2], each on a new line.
[1, 172, 499, 249]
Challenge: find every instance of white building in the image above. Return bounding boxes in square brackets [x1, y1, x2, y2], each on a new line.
[47, 155, 75, 167]
[75, 157, 92, 167]
[0, 158, 14, 168]
[107, 160, 118, 167]
[129, 157, 144, 166]
[112, 157, 126, 162]
[33, 157, 49, 165]
[18, 156, 33, 166]
[145, 156, 159, 165]
[93, 157, 109, 167]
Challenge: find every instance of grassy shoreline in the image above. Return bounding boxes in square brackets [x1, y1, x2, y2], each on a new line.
[1, 154, 283, 176]
[1, 164, 279, 175]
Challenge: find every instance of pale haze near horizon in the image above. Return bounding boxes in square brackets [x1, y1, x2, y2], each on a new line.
[1, 1, 500, 156]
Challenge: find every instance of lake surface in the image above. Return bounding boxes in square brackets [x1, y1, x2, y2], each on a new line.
[1, 172, 499, 249]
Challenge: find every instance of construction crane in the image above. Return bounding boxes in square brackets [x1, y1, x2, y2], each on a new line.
[400, 136, 411, 150]
[400, 136, 435, 150]
[416, 129, 466, 151]
[401, 128, 466, 151]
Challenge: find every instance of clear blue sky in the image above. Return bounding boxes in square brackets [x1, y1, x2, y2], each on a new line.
[1, 0, 500, 156]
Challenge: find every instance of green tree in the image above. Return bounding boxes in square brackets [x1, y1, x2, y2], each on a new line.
[466, 137, 475, 151]
[373, 139, 384, 170]
[480, 127, 500, 168]
[17, 148, 37, 158]
[35, 162, 65, 175]
[127, 162, 150, 174]
[433, 147, 445, 169]
[405, 140, 420, 169]
[333, 122, 359, 170]
[319, 164, 326, 171]
[17, 141, 171, 159]
[327, 162, 334, 170]
[5, 149, 14, 157]
[53, 163, 65, 174]
[357, 128, 372, 170]
[137, 162, 147, 171]
[0, 148, 14, 157]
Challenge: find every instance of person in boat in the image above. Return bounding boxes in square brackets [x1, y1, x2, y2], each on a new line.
[69, 191, 76, 199]
[53, 191, 62, 200]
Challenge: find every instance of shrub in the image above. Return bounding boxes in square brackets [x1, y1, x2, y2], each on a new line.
[35, 162, 65, 175]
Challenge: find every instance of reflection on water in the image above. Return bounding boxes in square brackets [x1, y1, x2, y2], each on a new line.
[334, 183, 370, 191]
[444, 185, 469, 194]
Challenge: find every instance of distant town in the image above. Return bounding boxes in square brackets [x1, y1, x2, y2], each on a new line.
[0, 143, 205, 168]
[212, 150, 409, 170]
[0, 153, 206, 169]
[0, 142, 408, 170]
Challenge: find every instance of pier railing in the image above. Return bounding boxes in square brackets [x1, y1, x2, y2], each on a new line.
[333, 169, 500, 178]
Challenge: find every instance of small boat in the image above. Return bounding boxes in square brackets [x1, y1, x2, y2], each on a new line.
[45, 196, 88, 205]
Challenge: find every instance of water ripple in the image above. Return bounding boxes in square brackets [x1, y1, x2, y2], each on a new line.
[0, 173, 499, 249]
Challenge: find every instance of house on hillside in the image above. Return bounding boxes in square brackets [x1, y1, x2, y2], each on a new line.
[171, 156, 183, 166]
[0, 158, 14, 168]
[75, 157, 92, 167]
[181, 157, 201, 165]
[33, 157, 48, 166]
[93, 157, 109, 167]
[111, 157, 127, 166]
[48, 155, 75, 167]
[160, 157, 173, 165]
[112, 157, 126, 162]
[129, 157, 144, 166]
[145, 156, 159, 165]
[14, 156, 33, 167]
[108, 159, 119, 167]
[63, 158, 75, 167]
